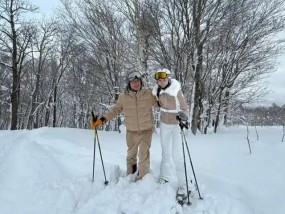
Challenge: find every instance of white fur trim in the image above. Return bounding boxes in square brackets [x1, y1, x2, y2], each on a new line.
[159, 79, 180, 96]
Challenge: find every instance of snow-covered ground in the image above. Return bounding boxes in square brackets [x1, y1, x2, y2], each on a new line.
[0, 126, 284, 214]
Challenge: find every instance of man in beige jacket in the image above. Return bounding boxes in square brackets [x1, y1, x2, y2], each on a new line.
[91, 71, 158, 181]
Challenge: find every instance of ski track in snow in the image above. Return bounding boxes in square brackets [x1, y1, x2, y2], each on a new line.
[0, 128, 269, 214]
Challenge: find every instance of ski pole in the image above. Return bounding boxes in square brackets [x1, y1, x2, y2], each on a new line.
[91, 112, 108, 185]
[95, 129, 109, 185]
[180, 120, 203, 200]
[91, 112, 97, 182]
[180, 126, 191, 206]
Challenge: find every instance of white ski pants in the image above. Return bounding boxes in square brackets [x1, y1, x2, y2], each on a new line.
[159, 122, 186, 186]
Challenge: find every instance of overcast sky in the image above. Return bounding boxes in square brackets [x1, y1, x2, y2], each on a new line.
[29, 0, 285, 106]
[265, 55, 285, 106]
[30, 0, 60, 17]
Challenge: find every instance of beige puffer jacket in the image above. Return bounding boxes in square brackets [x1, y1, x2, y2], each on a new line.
[103, 89, 158, 132]
[152, 79, 189, 124]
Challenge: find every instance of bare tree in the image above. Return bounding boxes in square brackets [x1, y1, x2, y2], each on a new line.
[0, 0, 38, 130]
[0, 51, 11, 129]
[25, 20, 58, 129]
[61, 0, 130, 110]
[113, 0, 161, 79]
[208, 0, 285, 133]
[148, 0, 195, 87]
[2, 0, 284, 131]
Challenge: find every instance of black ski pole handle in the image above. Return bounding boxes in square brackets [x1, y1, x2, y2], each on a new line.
[91, 111, 98, 122]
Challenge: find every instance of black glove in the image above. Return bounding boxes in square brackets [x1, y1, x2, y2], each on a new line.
[176, 112, 188, 121]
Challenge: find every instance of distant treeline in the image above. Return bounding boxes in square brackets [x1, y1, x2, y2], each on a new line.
[231, 104, 285, 126]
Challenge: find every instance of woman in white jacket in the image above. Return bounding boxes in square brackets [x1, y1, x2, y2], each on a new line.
[152, 69, 190, 195]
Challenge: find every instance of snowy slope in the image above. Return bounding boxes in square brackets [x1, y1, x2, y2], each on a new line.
[0, 126, 284, 214]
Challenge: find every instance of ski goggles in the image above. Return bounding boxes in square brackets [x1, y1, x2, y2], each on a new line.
[154, 71, 168, 80]
[127, 71, 142, 81]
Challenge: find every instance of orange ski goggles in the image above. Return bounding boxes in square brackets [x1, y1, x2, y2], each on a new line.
[154, 71, 168, 80]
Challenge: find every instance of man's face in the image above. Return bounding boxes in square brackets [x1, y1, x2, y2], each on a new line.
[130, 78, 141, 91]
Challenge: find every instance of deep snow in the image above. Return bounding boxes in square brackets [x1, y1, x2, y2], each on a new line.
[0, 126, 284, 214]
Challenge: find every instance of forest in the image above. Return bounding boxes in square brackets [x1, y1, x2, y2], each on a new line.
[1, 0, 285, 133]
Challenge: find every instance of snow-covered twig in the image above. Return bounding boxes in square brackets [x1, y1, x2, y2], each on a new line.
[246, 124, 252, 154]
[255, 126, 259, 141]
[281, 125, 285, 142]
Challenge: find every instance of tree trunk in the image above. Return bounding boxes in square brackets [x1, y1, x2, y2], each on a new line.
[214, 89, 223, 133]
[191, 0, 204, 135]
[10, 15, 19, 130]
[53, 85, 57, 127]
[223, 90, 230, 126]
[27, 73, 40, 129]
[191, 70, 201, 135]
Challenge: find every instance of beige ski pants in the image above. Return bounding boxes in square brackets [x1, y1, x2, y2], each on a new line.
[126, 128, 153, 180]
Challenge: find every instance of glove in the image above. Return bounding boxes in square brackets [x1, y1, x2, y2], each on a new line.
[90, 117, 106, 129]
[176, 112, 188, 121]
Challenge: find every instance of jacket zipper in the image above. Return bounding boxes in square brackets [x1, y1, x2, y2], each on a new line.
[135, 93, 140, 132]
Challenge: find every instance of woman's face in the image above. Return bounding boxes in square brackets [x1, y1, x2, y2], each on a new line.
[157, 78, 169, 88]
